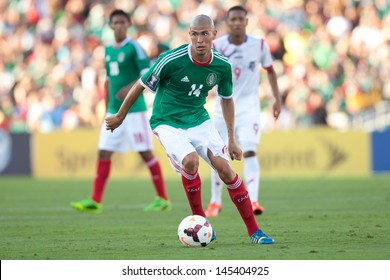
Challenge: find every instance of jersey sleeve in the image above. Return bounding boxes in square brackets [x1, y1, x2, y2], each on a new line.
[131, 41, 150, 75]
[140, 53, 167, 93]
[217, 63, 233, 99]
[260, 40, 274, 69]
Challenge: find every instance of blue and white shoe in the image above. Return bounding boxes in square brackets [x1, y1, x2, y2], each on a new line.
[211, 230, 216, 242]
[250, 229, 274, 244]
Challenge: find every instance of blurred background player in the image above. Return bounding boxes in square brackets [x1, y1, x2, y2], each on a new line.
[71, 9, 171, 213]
[106, 14, 274, 245]
[206, 5, 281, 218]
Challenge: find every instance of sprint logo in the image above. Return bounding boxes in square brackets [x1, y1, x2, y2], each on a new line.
[321, 139, 347, 171]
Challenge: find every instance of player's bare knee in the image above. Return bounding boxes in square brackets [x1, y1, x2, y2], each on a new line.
[98, 150, 112, 160]
[139, 150, 153, 162]
[217, 165, 236, 183]
[182, 152, 199, 173]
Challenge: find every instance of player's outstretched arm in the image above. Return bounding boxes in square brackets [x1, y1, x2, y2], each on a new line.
[267, 67, 282, 120]
[220, 97, 242, 161]
[106, 79, 145, 132]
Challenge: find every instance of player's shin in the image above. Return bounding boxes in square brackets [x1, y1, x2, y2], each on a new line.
[226, 174, 259, 236]
[146, 157, 168, 200]
[92, 160, 111, 203]
[181, 170, 206, 217]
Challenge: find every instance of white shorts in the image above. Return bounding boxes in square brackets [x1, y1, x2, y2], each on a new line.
[214, 112, 261, 153]
[153, 120, 229, 173]
[98, 112, 153, 153]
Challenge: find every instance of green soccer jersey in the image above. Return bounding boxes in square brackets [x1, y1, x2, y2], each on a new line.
[105, 38, 150, 114]
[141, 44, 233, 130]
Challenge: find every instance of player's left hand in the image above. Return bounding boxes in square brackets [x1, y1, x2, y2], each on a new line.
[105, 114, 124, 132]
[273, 98, 282, 120]
[228, 142, 242, 161]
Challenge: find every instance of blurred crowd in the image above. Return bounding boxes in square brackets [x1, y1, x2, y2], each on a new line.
[0, 0, 389, 133]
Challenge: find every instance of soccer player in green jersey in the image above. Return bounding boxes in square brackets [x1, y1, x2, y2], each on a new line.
[106, 14, 274, 244]
[71, 9, 171, 213]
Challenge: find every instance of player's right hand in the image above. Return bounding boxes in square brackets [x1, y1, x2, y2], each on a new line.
[227, 141, 242, 161]
[105, 114, 123, 132]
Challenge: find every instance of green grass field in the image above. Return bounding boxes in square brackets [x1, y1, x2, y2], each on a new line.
[0, 176, 389, 260]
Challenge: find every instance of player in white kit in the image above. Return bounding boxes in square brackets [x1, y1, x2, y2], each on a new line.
[206, 5, 281, 217]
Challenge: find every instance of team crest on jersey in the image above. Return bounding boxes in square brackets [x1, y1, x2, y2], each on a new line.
[206, 73, 217, 86]
[145, 73, 159, 91]
[249, 61, 255, 71]
[106, 55, 111, 62]
[118, 52, 125, 62]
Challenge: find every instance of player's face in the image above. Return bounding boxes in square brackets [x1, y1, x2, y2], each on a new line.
[110, 15, 130, 41]
[227, 10, 247, 37]
[189, 24, 217, 59]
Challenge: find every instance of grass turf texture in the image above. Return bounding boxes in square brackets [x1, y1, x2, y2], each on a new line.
[0, 176, 389, 260]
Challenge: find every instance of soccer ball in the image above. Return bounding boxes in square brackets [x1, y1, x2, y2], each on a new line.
[178, 215, 213, 247]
